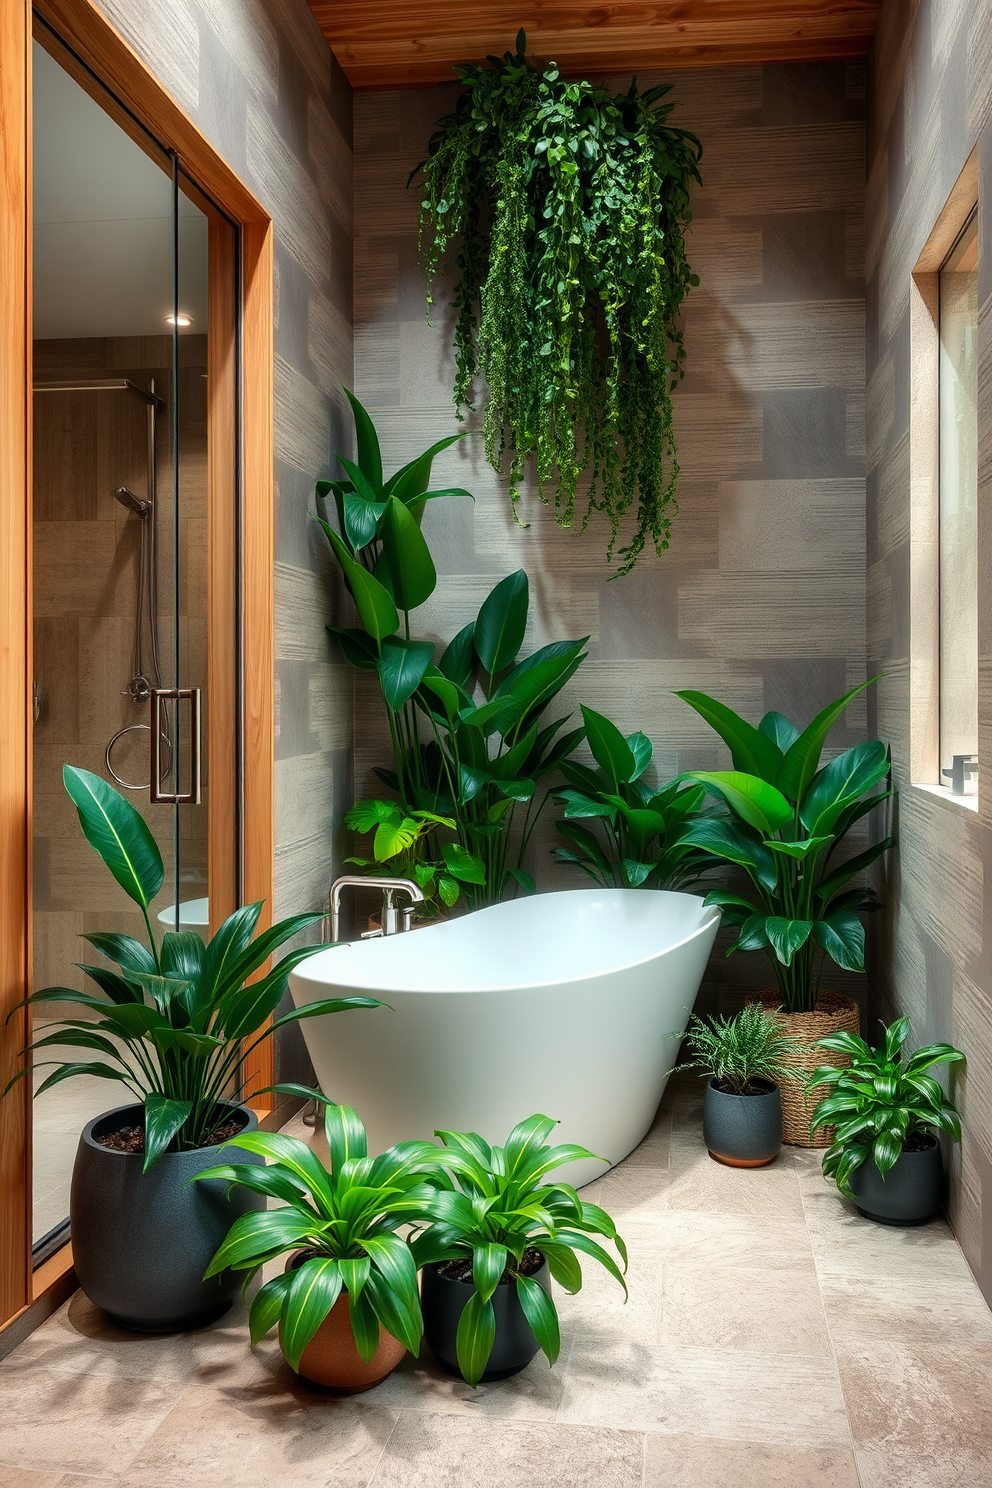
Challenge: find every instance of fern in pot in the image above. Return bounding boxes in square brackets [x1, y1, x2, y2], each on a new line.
[5, 766, 380, 1331]
[673, 1004, 801, 1167]
[674, 681, 894, 1146]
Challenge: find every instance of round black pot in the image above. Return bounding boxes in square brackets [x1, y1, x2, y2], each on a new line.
[847, 1135, 943, 1226]
[703, 1078, 782, 1168]
[421, 1257, 551, 1382]
[70, 1102, 265, 1332]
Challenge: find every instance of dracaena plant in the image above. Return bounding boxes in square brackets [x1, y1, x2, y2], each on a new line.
[553, 705, 711, 890]
[410, 1114, 628, 1388]
[317, 391, 589, 905]
[4, 767, 379, 1170]
[198, 1103, 440, 1372]
[343, 798, 485, 916]
[674, 682, 895, 1014]
[809, 1017, 964, 1196]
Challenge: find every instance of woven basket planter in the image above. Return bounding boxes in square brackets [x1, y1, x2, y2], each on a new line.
[750, 992, 861, 1148]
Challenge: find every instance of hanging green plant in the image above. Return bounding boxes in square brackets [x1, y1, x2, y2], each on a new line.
[412, 30, 702, 577]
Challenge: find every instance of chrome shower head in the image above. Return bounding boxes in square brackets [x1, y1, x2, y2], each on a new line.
[114, 486, 151, 518]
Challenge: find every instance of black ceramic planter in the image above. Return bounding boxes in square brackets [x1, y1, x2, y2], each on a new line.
[70, 1102, 265, 1332]
[847, 1136, 943, 1226]
[703, 1078, 782, 1167]
[421, 1258, 551, 1382]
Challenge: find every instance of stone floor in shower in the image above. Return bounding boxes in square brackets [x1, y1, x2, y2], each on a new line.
[2, 1074, 992, 1488]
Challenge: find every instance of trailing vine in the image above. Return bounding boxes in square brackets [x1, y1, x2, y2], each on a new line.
[412, 31, 702, 576]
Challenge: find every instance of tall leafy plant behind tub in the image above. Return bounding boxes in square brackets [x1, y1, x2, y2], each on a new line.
[412, 32, 702, 576]
[317, 391, 589, 905]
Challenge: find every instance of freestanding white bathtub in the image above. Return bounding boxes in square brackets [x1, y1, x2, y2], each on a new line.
[289, 888, 720, 1186]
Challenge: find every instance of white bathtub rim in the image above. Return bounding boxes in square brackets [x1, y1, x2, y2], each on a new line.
[291, 888, 723, 998]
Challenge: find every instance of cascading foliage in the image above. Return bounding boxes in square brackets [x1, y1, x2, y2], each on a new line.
[412, 30, 702, 576]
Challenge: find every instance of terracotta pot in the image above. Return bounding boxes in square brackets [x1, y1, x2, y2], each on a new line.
[283, 1258, 406, 1392]
[751, 992, 861, 1148]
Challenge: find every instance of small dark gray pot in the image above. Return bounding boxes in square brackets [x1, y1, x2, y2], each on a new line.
[70, 1103, 265, 1332]
[847, 1136, 943, 1226]
[703, 1078, 782, 1167]
[422, 1258, 551, 1382]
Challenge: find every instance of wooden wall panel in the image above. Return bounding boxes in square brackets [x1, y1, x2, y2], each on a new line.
[310, 0, 881, 89]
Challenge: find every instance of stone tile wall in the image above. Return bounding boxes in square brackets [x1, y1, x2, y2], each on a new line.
[866, 0, 992, 1305]
[352, 62, 868, 1012]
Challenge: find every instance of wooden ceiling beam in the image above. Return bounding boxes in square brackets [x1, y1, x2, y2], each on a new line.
[308, 2, 881, 91]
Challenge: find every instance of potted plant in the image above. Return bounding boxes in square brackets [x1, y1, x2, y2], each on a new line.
[674, 681, 894, 1145]
[411, 1114, 627, 1387]
[671, 1004, 801, 1167]
[553, 704, 711, 890]
[5, 765, 380, 1332]
[317, 390, 588, 905]
[198, 1103, 440, 1391]
[809, 1016, 964, 1225]
[343, 798, 485, 921]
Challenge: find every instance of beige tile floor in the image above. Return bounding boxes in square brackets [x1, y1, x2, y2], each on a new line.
[3, 1075, 992, 1487]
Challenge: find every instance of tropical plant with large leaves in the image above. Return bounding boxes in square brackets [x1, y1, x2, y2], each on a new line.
[552, 704, 712, 890]
[343, 798, 485, 917]
[809, 1017, 963, 1196]
[318, 391, 589, 904]
[198, 1103, 441, 1373]
[4, 766, 380, 1170]
[674, 681, 894, 1013]
[410, 1114, 627, 1387]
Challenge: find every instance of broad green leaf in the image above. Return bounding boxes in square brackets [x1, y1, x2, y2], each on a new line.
[455, 1289, 496, 1387]
[759, 711, 800, 752]
[380, 495, 437, 611]
[345, 1279, 380, 1362]
[765, 917, 813, 966]
[813, 911, 865, 972]
[378, 636, 435, 709]
[815, 838, 894, 904]
[438, 623, 477, 688]
[495, 778, 535, 802]
[326, 624, 378, 670]
[63, 765, 164, 911]
[674, 691, 783, 781]
[384, 432, 465, 502]
[778, 679, 876, 803]
[325, 1103, 368, 1175]
[341, 494, 385, 552]
[81, 932, 157, 977]
[626, 731, 653, 779]
[142, 1094, 194, 1172]
[516, 1275, 560, 1366]
[343, 389, 383, 492]
[473, 570, 529, 675]
[801, 740, 890, 836]
[441, 842, 486, 884]
[318, 519, 398, 641]
[281, 1258, 343, 1373]
[580, 706, 636, 789]
[678, 817, 778, 892]
[438, 876, 460, 907]
[249, 1271, 294, 1345]
[688, 771, 793, 836]
[764, 835, 831, 861]
[31, 1062, 133, 1099]
[345, 798, 401, 833]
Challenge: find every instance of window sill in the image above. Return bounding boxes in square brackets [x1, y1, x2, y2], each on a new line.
[912, 781, 979, 814]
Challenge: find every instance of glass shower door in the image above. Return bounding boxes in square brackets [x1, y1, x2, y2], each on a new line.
[31, 35, 210, 1255]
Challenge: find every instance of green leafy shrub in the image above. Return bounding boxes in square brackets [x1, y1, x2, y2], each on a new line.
[411, 1114, 627, 1387]
[553, 704, 710, 889]
[675, 682, 894, 1013]
[199, 1104, 440, 1370]
[412, 31, 702, 575]
[343, 798, 485, 915]
[810, 1017, 964, 1196]
[672, 1004, 801, 1095]
[5, 767, 378, 1169]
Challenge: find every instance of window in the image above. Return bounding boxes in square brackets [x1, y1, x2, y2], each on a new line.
[938, 210, 978, 797]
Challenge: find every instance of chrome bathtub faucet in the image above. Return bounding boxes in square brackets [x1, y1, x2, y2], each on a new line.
[324, 874, 425, 944]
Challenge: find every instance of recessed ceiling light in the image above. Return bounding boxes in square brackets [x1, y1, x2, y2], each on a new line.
[165, 312, 194, 327]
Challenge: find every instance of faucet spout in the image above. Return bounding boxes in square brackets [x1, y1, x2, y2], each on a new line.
[325, 874, 425, 944]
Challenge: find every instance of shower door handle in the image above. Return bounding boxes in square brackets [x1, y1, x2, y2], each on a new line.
[149, 688, 202, 805]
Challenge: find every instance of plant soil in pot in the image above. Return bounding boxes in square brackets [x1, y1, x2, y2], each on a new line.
[285, 1255, 406, 1392]
[703, 1078, 782, 1167]
[755, 991, 862, 1148]
[71, 1103, 264, 1332]
[421, 1251, 550, 1383]
[847, 1134, 943, 1226]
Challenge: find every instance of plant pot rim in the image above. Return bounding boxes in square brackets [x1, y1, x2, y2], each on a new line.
[427, 1252, 548, 1286]
[80, 1101, 253, 1159]
[706, 1077, 779, 1099]
[755, 990, 860, 1023]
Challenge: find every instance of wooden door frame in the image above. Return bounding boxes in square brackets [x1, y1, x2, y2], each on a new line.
[0, 0, 276, 1334]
